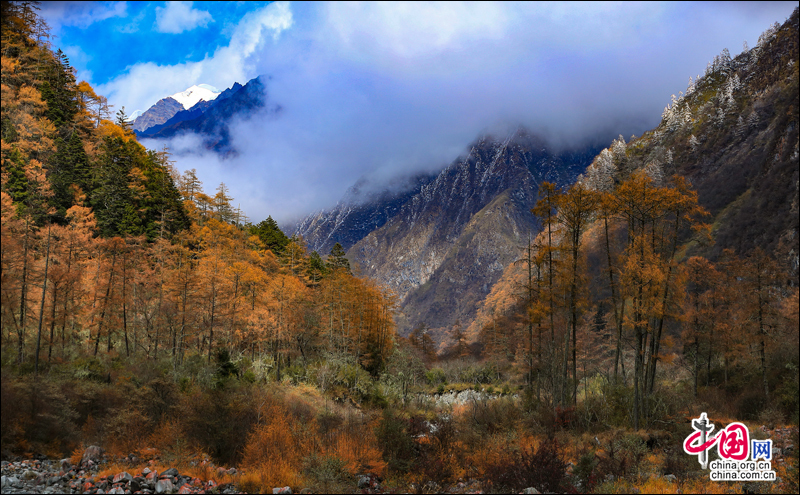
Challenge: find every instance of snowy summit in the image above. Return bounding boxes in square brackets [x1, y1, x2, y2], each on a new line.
[169, 84, 221, 110]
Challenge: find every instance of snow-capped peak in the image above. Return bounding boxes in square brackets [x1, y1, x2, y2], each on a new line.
[169, 84, 221, 110]
[126, 109, 143, 122]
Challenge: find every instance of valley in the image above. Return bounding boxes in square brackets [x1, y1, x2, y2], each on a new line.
[1, 2, 798, 494]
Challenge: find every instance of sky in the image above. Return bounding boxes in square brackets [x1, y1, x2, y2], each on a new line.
[39, 1, 799, 226]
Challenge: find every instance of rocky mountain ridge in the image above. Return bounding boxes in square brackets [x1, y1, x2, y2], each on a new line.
[134, 78, 275, 157]
[305, 128, 600, 341]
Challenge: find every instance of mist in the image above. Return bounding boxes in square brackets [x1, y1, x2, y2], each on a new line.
[134, 2, 797, 226]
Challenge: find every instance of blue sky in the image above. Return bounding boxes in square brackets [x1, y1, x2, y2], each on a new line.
[38, 1, 800, 224]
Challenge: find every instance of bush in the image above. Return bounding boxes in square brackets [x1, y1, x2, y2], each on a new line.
[425, 368, 447, 386]
[463, 397, 521, 434]
[374, 408, 415, 474]
[484, 436, 569, 492]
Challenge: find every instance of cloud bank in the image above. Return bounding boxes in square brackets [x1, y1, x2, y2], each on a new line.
[154, 1, 213, 34]
[114, 1, 797, 225]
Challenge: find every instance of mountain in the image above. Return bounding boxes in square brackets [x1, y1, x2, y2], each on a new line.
[135, 76, 276, 157]
[294, 172, 437, 255]
[471, 8, 799, 346]
[296, 128, 599, 343]
[130, 96, 184, 133]
[582, 8, 798, 272]
[131, 84, 221, 133]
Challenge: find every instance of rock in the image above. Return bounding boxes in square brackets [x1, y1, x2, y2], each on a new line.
[226, 467, 237, 476]
[358, 475, 371, 488]
[113, 471, 133, 483]
[664, 474, 677, 482]
[60, 458, 72, 471]
[1, 476, 7, 488]
[155, 477, 174, 494]
[772, 447, 782, 457]
[178, 485, 193, 494]
[47, 475, 61, 486]
[143, 467, 152, 475]
[273, 487, 292, 494]
[81, 445, 105, 467]
[107, 487, 125, 494]
[162, 467, 179, 478]
[131, 478, 142, 492]
[522, 488, 540, 494]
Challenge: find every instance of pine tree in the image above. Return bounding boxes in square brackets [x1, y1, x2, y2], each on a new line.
[327, 242, 351, 274]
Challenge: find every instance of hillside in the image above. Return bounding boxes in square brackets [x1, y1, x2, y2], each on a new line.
[137, 77, 277, 157]
[345, 129, 599, 340]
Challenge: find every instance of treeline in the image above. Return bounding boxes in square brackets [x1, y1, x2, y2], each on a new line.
[1, 1, 395, 377]
[470, 170, 799, 427]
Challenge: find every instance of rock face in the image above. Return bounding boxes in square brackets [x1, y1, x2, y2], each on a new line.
[581, 8, 799, 273]
[136, 77, 276, 157]
[131, 97, 184, 133]
[340, 128, 597, 342]
[294, 172, 437, 255]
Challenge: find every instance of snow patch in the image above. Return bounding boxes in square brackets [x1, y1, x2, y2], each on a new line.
[169, 84, 221, 110]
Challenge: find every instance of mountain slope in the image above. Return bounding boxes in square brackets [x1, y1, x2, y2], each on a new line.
[137, 77, 274, 157]
[472, 8, 800, 346]
[131, 84, 221, 133]
[347, 129, 598, 339]
[130, 96, 184, 133]
[581, 8, 798, 271]
[294, 172, 437, 255]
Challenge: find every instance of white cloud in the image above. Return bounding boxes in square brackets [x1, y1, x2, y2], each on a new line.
[99, 2, 292, 115]
[107, 1, 799, 225]
[39, 1, 128, 32]
[154, 1, 213, 34]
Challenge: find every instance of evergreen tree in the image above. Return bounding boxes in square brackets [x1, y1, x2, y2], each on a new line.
[327, 242, 350, 274]
[251, 216, 289, 254]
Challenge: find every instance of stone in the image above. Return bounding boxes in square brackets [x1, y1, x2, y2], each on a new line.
[143, 467, 151, 475]
[113, 471, 133, 484]
[60, 458, 72, 471]
[522, 488, 540, 494]
[107, 487, 125, 494]
[226, 467, 237, 476]
[47, 475, 61, 486]
[178, 484, 193, 494]
[358, 475, 371, 488]
[155, 478, 174, 494]
[81, 445, 105, 466]
[273, 487, 292, 494]
[1, 476, 7, 488]
[664, 474, 677, 482]
[131, 479, 142, 492]
[772, 447, 782, 457]
[162, 468, 179, 478]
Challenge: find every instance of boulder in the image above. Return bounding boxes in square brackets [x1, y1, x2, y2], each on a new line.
[273, 487, 292, 494]
[155, 477, 174, 494]
[162, 467, 179, 478]
[522, 488, 540, 494]
[113, 471, 133, 484]
[81, 445, 105, 467]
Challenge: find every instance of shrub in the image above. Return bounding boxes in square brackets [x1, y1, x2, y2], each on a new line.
[572, 449, 599, 492]
[425, 368, 447, 386]
[463, 397, 521, 434]
[374, 408, 415, 474]
[484, 436, 569, 492]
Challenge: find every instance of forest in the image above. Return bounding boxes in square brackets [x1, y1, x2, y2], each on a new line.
[1, 2, 798, 494]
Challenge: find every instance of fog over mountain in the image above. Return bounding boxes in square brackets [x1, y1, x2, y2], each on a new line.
[120, 2, 799, 224]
